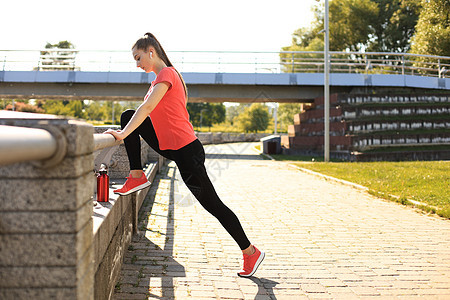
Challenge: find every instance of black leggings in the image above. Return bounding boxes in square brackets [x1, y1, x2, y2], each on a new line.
[121, 110, 251, 250]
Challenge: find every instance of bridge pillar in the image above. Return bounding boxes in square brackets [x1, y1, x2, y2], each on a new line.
[0, 113, 95, 300]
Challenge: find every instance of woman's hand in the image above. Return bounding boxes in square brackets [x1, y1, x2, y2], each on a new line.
[104, 129, 126, 141]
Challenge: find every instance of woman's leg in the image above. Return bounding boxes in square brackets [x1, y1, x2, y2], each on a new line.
[174, 140, 251, 250]
[120, 109, 173, 170]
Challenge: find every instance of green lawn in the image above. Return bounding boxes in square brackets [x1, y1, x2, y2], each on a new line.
[271, 155, 450, 219]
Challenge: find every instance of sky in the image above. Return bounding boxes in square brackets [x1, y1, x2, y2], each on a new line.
[1, 0, 318, 52]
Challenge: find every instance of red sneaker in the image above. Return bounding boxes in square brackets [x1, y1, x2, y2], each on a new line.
[113, 173, 151, 196]
[237, 246, 265, 277]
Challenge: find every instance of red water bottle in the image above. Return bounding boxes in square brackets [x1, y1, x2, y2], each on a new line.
[97, 164, 109, 202]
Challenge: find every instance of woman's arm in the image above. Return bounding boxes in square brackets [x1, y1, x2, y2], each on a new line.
[104, 82, 169, 141]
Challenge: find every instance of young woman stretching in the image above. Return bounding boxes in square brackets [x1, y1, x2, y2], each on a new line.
[105, 33, 264, 277]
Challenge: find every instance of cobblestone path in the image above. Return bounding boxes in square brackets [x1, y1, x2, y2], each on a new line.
[113, 142, 450, 299]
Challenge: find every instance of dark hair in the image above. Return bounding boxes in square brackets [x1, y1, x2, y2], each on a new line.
[133, 33, 187, 97]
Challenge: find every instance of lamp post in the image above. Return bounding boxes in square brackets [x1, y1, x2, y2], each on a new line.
[324, 0, 330, 162]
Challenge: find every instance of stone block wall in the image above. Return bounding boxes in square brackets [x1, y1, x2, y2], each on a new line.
[0, 114, 163, 300]
[0, 114, 95, 300]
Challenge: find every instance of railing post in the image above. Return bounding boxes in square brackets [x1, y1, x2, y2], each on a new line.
[402, 55, 405, 76]
[0, 113, 95, 300]
[438, 59, 441, 78]
[291, 53, 295, 73]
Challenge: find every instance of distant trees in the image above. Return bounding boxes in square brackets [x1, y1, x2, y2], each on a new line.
[39, 41, 77, 71]
[410, 0, 450, 57]
[234, 103, 270, 133]
[4, 101, 44, 113]
[187, 102, 226, 129]
[43, 100, 86, 119]
[2, 99, 138, 124]
[283, 0, 421, 55]
[278, 103, 304, 132]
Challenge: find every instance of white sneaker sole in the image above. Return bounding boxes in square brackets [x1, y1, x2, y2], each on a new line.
[114, 181, 151, 196]
[238, 251, 265, 278]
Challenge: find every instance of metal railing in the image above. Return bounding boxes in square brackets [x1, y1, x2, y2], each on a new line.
[0, 124, 120, 167]
[93, 133, 122, 151]
[0, 125, 58, 166]
[1, 49, 449, 78]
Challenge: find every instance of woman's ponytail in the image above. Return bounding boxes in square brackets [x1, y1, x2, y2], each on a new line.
[133, 33, 187, 97]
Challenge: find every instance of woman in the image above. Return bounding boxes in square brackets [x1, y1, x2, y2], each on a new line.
[105, 33, 264, 277]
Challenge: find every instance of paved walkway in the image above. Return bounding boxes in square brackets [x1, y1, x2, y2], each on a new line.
[113, 143, 450, 299]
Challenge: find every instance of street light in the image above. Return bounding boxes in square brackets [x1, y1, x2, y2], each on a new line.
[324, 0, 330, 162]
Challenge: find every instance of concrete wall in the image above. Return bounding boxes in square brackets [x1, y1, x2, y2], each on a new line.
[92, 164, 160, 300]
[0, 114, 162, 300]
[93, 126, 161, 179]
[196, 132, 269, 145]
[0, 114, 95, 300]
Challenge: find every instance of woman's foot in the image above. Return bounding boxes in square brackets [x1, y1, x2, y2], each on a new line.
[113, 172, 151, 195]
[238, 245, 265, 277]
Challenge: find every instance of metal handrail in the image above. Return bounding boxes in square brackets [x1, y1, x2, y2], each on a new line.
[0, 126, 121, 166]
[93, 133, 122, 151]
[0, 125, 57, 166]
[1, 49, 449, 78]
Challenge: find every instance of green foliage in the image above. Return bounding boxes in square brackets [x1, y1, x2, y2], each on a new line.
[226, 104, 249, 125]
[30, 100, 138, 124]
[4, 101, 44, 113]
[84, 101, 107, 121]
[42, 100, 82, 117]
[187, 102, 226, 128]
[45, 40, 74, 49]
[282, 0, 421, 60]
[329, 0, 379, 52]
[40, 40, 76, 71]
[368, 0, 422, 52]
[277, 103, 304, 132]
[411, 0, 450, 57]
[235, 103, 271, 133]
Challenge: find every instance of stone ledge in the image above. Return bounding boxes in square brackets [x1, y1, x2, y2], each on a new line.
[92, 159, 162, 300]
[92, 161, 158, 271]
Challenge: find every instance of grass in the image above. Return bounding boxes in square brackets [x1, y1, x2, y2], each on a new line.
[272, 155, 450, 219]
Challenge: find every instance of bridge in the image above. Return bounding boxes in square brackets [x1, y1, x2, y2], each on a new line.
[1, 50, 449, 103]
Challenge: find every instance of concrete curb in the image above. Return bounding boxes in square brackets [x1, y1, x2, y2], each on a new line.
[286, 163, 368, 191]
[286, 162, 439, 214]
[251, 144, 438, 215]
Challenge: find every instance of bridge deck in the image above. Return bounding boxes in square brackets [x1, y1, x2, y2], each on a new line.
[1, 71, 449, 103]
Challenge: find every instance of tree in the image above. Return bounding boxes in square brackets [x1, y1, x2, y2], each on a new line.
[235, 103, 270, 133]
[211, 103, 226, 125]
[369, 0, 422, 53]
[278, 103, 304, 131]
[282, 0, 421, 68]
[42, 100, 87, 119]
[5, 101, 44, 113]
[39, 40, 77, 70]
[187, 102, 226, 128]
[410, 0, 450, 57]
[85, 101, 107, 121]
